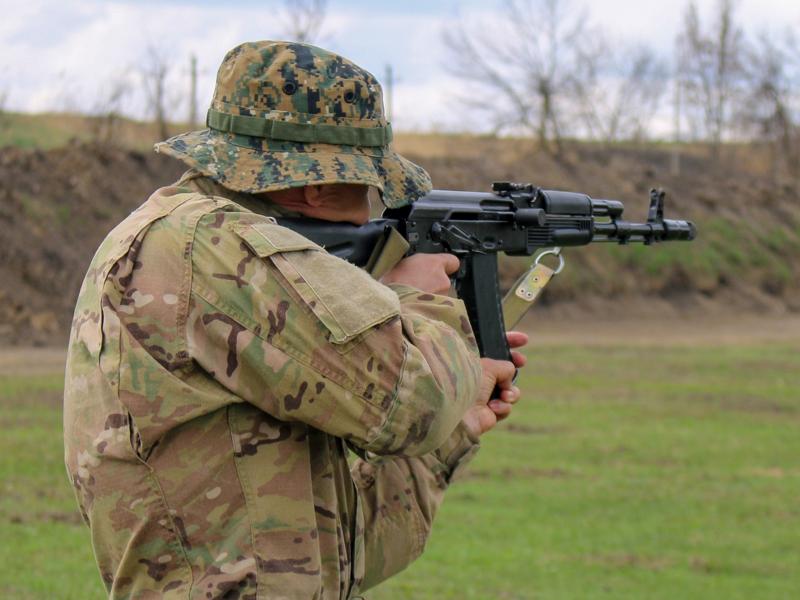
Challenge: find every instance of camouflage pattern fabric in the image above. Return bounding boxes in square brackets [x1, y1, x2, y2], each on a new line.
[155, 41, 431, 209]
[64, 170, 482, 599]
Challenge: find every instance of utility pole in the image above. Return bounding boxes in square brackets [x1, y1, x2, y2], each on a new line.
[189, 53, 198, 128]
[384, 64, 394, 123]
[671, 68, 682, 177]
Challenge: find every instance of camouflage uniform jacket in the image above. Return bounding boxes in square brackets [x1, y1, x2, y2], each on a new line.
[64, 170, 483, 599]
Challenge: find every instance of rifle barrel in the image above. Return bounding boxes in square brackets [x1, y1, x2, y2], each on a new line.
[593, 219, 696, 243]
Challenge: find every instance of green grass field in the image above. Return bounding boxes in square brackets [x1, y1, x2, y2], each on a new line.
[1, 340, 798, 599]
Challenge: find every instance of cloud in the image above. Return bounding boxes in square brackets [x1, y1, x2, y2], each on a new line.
[2, 0, 799, 132]
[392, 77, 475, 132]
[1, 0, 457, 121]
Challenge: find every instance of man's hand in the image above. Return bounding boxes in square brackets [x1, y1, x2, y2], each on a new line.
[382, 255, 528, 437]
[381, 253, 460, 295]
[462, 331, 528, 438]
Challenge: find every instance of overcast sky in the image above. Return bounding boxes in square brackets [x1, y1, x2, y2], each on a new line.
[1, 0, 798, 133]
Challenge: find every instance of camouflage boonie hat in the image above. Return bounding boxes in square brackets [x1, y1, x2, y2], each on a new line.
[155, 41, 431, 208]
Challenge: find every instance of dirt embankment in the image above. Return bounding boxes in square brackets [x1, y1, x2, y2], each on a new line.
[0, 139, 798, 346]
[0, 142, 185, 345]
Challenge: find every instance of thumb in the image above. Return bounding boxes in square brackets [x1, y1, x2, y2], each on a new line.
[441, 254, 460, 275]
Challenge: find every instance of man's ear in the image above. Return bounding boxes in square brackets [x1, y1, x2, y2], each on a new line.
[303, 185, 324, 207]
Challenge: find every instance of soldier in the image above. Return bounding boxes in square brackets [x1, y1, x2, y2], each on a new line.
[64, 41, 526, 599]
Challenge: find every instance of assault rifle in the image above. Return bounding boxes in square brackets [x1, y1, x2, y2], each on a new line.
[278, 182, 696, 363]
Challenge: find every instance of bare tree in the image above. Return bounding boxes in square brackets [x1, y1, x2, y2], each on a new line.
[140, 44, 173, 140]
[443, 0, 593, 153]
[572, 44, 668, 144]
[188, 53, 199, 128]
[738, 30, 800, 178]
[282, 0, 328, 43]
[89, 76, 131, 145]
[0, 88, 8, 131]
[0, 65, 13, 132]
[676, 0, 747, 157]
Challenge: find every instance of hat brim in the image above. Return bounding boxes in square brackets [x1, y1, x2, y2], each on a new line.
[155, 129, 431, 208]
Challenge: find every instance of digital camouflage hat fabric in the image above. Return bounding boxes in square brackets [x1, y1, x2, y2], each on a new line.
[155, 41, 432, 208]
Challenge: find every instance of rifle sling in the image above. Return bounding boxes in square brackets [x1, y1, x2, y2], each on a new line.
[365, 227, 409, 280]
[502, 262, 556, 330]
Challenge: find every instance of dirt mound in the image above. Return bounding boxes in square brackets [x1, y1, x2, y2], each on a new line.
[0, 139, 798, 346]
[0, 141, 184, 345]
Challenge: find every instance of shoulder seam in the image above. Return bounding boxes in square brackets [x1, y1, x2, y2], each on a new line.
[365, 341, 409, 450]
[179, 197, 237, 361]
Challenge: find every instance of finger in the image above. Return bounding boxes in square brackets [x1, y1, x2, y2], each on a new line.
[510, 350, 527, 368]
[481, 357, 513, 376]
[480, 358, 517, 402]
[500, 386, 520, 403]
[486, 368, 514, 395]
[495, 377, 512, 392]
[440, 253, 461, 275]
[506, 331, 529, 349]
[494, 360, 517, 387]
[488, 400, 512, 419]
[475, 405, 498, 433]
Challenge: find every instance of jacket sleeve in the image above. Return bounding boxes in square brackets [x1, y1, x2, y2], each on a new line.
[348, 283, 483, 592]
[186, 212, 483, 457]
[351, 421, 480, 593]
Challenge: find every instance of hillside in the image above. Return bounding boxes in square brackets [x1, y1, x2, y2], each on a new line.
[0, 142, 185, 345]
[0, 117, 798, 346]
